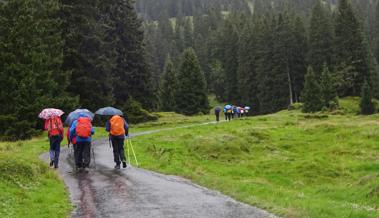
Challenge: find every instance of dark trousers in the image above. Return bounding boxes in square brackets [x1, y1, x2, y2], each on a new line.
[215, 112, 220, 122]
[111, 138, 126, 165]
[76, 141, 91, 168]
[226, 113, 232, 121]
[49, 135, 62, 167]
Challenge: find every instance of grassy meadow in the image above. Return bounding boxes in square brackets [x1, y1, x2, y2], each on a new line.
[131, 99, 379, 218]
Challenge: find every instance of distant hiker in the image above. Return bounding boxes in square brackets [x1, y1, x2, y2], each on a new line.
[236, 107, 241, 118]
[244, 106, 250, 117]
[233, 106, 238, 118]
[106, 115, 129, 169]
[70, 115, 95, 170]
[224, 105, 232, 121]
[240, 108, 245, 117]
[215, 106, 221, 122]
[45, 116, 64, 169]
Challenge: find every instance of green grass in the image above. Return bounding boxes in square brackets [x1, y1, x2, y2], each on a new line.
[0, 136, 71, 218]
[132, 106, 379, 217]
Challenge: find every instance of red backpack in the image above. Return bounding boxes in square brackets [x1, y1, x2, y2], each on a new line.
[46, 117, 63, 136]
[75, 117, 92, 138]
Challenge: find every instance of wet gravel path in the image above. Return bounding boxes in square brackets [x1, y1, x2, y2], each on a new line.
[41, 123, 275, 218]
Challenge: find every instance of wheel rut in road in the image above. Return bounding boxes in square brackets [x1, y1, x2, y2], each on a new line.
[41, 122, 276, 218]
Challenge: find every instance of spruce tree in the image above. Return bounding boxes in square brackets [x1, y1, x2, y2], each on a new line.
[210, 59, 227, 102]
[175, 48, 209, 115]
[308, 0, 334, 74]
[61, 0, 114, 111]
[103, 0, 155, 110]
[0, 0, 75, 140]
[237, 19, 259, 110]
[360, 81, 376, 115]
[334, 0, 372, 96]
[159, 56, 177, 111]
[320, 65, 338, 108]
[302, 67, 323, 113]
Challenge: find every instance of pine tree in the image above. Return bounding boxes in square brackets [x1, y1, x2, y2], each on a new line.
[290, 16, 308, 103]
[308, 0, 334, 74]
[320, 65, 338, 108]
[210, 59, 227, 102]
[175, 48, 209, 115]
[334, 0, 372, 96]
[302, 67, 323, 113]
[0, 0, 75, 140]
[159, 56, 177, 111]
[237, 19, 259, 110]
[103, 0, 155, 110]
[360, 80, 376, 115]
[61, 0, 114, 111]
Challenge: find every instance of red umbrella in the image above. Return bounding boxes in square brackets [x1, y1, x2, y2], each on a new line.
[38, 108, 64, 119]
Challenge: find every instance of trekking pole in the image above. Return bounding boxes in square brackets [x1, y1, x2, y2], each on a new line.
[126, 139, 131, 166]
[91, 143, 96, 169]
[129, 139, 139, 167]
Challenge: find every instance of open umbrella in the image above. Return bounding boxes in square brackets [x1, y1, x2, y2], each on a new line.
[244, 106, 251, 110]
[38, 108, 64, 119]
[65, 109, 94, 126]
[225, 105, 232, 110]
[95, 107, 123, 116]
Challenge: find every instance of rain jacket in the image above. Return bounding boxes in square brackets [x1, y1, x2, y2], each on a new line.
[106, 117, 129, 139]
[69, 119, 95, 143]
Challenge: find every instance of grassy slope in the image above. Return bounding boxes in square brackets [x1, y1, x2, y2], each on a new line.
[131, 99, 379, 218]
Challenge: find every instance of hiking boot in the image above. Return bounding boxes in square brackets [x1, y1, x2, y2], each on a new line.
[50, 161, 54, 167]
[114, 164, 120, 169]
[54, 165, 59, 169]
[122, 162, 127, 168]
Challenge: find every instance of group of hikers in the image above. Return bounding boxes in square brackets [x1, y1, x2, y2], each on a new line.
[44, 114, 129, 170]
[214, 105, 250, 122]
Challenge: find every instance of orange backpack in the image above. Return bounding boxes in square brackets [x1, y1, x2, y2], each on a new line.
[76, 117, 92, 138]
[110, 115, 125, 136]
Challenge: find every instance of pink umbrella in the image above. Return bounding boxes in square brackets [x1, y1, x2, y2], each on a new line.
[38, 108, 64, 119]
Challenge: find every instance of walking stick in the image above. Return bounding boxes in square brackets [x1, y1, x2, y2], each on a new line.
[126, 139, 131, 166]
[129, 139, 139, 167]
[91, 143, 96, 169]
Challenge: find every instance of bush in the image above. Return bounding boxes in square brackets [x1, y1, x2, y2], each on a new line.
[122, 98, 158, 124]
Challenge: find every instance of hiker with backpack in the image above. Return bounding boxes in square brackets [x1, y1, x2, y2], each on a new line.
[106, 115, 129, 169]
[224, 105, 232, 121]
[70, 114, 95, 170]
[44, 116, 64, 169]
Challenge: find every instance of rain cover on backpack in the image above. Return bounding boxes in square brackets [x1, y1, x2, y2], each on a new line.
[110, 115, 125, 136]
[76, 117, 92, 138]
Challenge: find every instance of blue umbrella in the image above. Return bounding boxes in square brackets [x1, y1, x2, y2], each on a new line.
[225, 105, 232, 110]
[65, 109, 94, 126]
[95, 107, 123, 116]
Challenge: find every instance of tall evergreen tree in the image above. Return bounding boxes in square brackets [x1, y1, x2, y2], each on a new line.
[210, 60, 226, 102]
[0, 0, 75, 139]
[360, 80, 376, 115]
[237, 19, 259, 110]
[61, 0, 114, 111]
[308, 0, 334, 74]
[159, 56, 177, 111]
[334, 0, 372, 96]
[320, 65, 338, 108]
[256, 16, 284, 114]
[103, 0, 155, 110]
[175, 48, 209, 115]
[302, 67, 323, 113]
